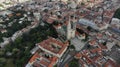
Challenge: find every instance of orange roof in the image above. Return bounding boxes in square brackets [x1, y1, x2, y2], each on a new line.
[89, 40, 96, 46]
[64, 21, 69, 26]
[97, 33, 103, 39]
[46, 18, 54, 24]
[55, 24, 62, 29]
[16, 13, 21, 16]
[75, 31, 80, 36]
[29, 53, 40, 63]
[8, 14, 13, 17]
[83, 55, 93, 64]
[79, 59, 85, 67]
[104, 59, 118, 67]
[98, 44, 107, 50]
[90, 48, 102, 53]
[48, 56, 58, 67]
[104, 10, 114, 17]
[65, 64, 69, 67]
[38, 37, 68, 55]
[39, 59, 50, 66]
[92, 55, 101, 62]
[29, 52, 58, 67]
[75, 53, 82, 59]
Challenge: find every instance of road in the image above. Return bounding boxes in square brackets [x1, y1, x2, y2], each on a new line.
[57, 49, 70, 67]
[57, 41, 89, 67]
[58, 50, 77, 67]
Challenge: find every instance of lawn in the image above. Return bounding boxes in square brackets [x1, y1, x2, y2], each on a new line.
[5, 59, 15, 67]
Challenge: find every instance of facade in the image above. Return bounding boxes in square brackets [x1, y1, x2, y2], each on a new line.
[66, 16, 77, 40]
[37, 37, 69, 58]
[26, 37, 69, 67]
[55, 15, 77, 40]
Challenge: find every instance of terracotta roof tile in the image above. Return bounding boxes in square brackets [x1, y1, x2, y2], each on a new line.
[104, 59, 119, 67]
[38, 37, 68, 55]
[29, 53, 40, 63]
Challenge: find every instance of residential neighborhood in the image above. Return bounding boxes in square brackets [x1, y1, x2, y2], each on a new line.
[0, 0, 120, 67]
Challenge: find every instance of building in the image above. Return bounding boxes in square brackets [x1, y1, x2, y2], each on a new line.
[74, 47, 119, 67]
[55, 15, 77, 40]
[37, 37, 69, 58]
[26, 52, 58, 67]
[66, 16, 77, 40]
[26, 37, 69, 67]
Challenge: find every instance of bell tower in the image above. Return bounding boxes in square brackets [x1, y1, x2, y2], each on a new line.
[66, 15, 77, 40]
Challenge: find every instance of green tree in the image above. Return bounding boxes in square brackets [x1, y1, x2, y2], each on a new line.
[14, 37, 22, 45]
[0, 49, 5, 56]
[0, 58, 6, 66]
[69, 59, 79, 67]
[114, 8, 120, 19]
[69, 45, 75, 50]
[81, 2, 85, 5]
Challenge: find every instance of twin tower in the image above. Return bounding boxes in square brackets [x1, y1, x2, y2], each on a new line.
[66, 15, 77, 40]
[56, 15, 77, 40]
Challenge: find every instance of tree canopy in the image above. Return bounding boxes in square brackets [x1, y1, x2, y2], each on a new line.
[114, 8, 120, 19]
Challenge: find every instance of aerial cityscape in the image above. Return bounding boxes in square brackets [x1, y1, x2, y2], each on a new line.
[0, 0, 120, 67]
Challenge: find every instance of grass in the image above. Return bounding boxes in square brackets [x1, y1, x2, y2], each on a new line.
[5, 59, 15, 67]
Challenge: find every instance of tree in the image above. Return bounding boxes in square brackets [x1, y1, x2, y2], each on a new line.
[87, 44, 91, 49]
[0, 49, 5, 56]
[14, 37, 22, 44]
[114, 8, 120, 19]
[0, 32, 3, 42]
[53, 64, 57, 67]
[81, 2, 85, 5]
[43, 9, 48, 13]
[5, 44, 13, 52]
[69, 59, 79, 67]
[103, 41, 107, 46]
[69, 45, 75, 50]
[87, 26, 92, 31]
[12, 48, 19, 54]
[0, 58, 6, 66]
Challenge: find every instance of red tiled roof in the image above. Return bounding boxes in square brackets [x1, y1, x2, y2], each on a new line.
[75, 31, 80, 36]
[92, 55, 102, 62]
[98, 44, 107, 50]
[16, 13, 21, 16]
[8, 14, 13, 17]
[104, 59, 119, 67]
[89, 40, 96, 46]
[29, 52, 58, 67]
[65, 63, 69, 67]
[79, 59, 85, 67]
[48, 56, 58, 67]
[29, 53, 40, 63]
[90, 48, 102, 53]
[39, 59, 50, 66]
[75, 53, 82, 59]
[38, 37, 68, 55]
[46, 17, 55, 24]
[83, 55, 93, 64]
[97, 33, 103, 39]
[104, 10, 114, 18]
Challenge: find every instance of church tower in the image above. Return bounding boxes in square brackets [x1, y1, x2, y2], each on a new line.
[66, 15, 77, 40]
